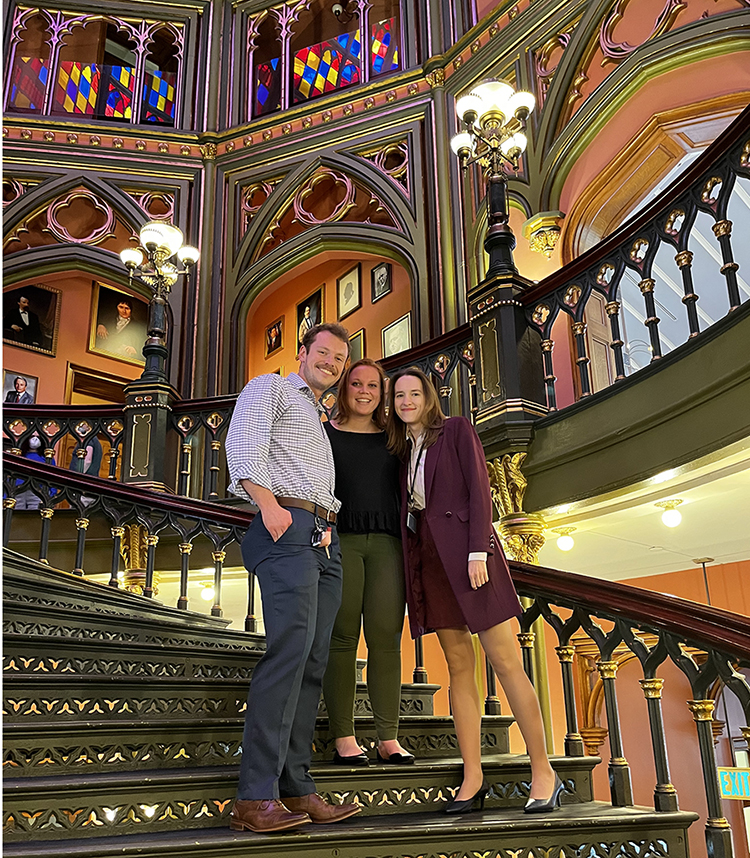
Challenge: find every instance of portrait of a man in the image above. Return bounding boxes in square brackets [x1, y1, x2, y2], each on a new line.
[3, 284, 61, 356]
[90, 283, 148, 365]
[3, 371, 37, 404]
[296, 288, 323, 345]
[265, 317, 283, 357]
[371, 262, 392, 303]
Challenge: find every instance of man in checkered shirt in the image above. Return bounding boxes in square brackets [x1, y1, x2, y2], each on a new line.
[226, 323, 362, 834]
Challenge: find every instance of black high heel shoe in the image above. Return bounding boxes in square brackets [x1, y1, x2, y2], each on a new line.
[524, 774, 564, 813]
[332, 749, 370, 767]
[443, 780, 489, 814]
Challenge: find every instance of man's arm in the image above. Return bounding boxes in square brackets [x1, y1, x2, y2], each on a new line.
[239, 480, 292, 541]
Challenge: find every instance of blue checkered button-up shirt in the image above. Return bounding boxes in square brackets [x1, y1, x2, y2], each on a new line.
[226, 372, 340, 513]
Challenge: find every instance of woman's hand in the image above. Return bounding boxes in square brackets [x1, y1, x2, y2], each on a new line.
[468, 559, 489, 590]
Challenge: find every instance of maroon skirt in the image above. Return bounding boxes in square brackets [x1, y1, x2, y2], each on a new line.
[406, 510, 468, 635]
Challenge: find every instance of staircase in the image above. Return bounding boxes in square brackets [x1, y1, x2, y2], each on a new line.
[2, 550, 699, 857]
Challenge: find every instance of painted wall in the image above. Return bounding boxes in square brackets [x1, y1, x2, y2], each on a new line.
[3, 272, 144, 405]
[245, 256, 411, 382]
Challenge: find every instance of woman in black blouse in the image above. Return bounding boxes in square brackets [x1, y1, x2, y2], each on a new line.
[322, 358, 414, 765]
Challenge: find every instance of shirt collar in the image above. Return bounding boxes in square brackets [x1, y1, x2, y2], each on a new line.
[287, 372, 323, 411]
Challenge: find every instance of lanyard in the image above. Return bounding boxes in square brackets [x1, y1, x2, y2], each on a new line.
[407, 438, 425, 509]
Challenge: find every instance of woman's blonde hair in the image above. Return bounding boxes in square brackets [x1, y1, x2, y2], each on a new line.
[335, 358, 388, 430]
[386, 366, 446, 460]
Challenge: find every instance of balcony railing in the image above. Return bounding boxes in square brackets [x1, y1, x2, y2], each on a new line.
[3, 451, 749, 858]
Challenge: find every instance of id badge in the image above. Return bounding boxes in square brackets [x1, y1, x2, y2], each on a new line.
[406, 510, 418, 533]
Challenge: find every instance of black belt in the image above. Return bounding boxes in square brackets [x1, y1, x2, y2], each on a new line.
[277, 496, 337, 524]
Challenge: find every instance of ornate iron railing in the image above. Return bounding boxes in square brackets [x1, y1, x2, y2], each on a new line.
[3, 450, 749, 857]
[2, 453, 257, 629]
[521, 105, 750, 410]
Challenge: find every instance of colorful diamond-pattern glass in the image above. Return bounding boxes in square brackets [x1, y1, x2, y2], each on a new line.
[8, 57, 48, 112]
[255, 58, 281, 117]
[292, 30, 361, 104]
[141, 70, 176, 124]
[105, 66, 133, 119]
[53, 61, 100, 115]
[371, 18, 400, 76]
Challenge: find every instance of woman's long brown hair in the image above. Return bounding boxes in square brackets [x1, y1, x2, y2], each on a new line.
[335, 358, 388, 430]
[386, 366, 446, 460]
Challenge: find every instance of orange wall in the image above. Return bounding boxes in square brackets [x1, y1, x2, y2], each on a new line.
[4, 272, 143, 405]
[627, 559, 750, 614]
[246, 257, 411, 382]
[559, 55, 750, 217]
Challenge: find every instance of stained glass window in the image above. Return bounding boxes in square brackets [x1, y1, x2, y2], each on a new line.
[371, 18, 400, 76]
[292, 30, 361, 104]
[255, 58, 281, 117]
[53, 61, 100, 115]
[7, 57, 48, 112]
[141, 70, 176, 124]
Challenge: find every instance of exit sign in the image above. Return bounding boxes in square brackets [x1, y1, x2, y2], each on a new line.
[718, 767, 750, 800]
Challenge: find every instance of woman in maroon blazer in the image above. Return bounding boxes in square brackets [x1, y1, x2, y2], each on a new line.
[387, 367, 560, 815]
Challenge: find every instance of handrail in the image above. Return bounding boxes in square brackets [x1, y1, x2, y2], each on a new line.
[2, 453, 254, 529]
[511, 560, 750, 660]
[521, 103, 750, 307]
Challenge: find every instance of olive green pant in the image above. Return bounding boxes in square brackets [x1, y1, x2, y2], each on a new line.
[322, 533, 405, 741]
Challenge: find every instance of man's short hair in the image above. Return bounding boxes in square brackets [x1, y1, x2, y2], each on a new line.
[117, 297, 133, 309]
[301, 322, 350, 355]
[14, 376, 26, 385]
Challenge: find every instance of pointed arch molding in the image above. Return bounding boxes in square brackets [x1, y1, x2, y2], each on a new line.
[536, 4, 750, 208]
[227, 226, 424, 392]
[2, 172, 149, 249]
[231, 152, 417, 277]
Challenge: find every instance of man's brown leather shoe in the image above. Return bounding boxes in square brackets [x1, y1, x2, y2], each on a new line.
[229, 799, 311, 832]
[283, 792, 361, 824]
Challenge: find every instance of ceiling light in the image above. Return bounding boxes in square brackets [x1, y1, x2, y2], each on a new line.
[552, 526, 576, 551]
[200, 583, 215, 601]
[656, 499, 683, 527]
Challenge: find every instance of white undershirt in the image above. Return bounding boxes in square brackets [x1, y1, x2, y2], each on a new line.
[408, 430, 486, 563]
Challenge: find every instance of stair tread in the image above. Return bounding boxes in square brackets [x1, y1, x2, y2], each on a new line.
[1, 804, 700, 857]
[4, 755, 597, 790]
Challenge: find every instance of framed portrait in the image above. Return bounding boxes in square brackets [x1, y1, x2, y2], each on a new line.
[349, 328, 365, 363]
[296, 287, 324, 347]
[337, 264, 361, 320]
[89, 282, 149, 366]
[382, 313, 412, 358]
[3, 283, 61, 357]
[3, 369, 38, 405]
[265, 316, 284, 358]
[371, 262, 392, 303]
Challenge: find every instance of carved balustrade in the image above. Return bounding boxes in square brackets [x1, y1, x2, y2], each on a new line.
[512, 560, 750, 858]
[521, 105, 750, 410]
[3, 453, 257, 629]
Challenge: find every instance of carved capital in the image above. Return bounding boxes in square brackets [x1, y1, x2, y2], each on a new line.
[555, 645, 575, 664]
[638, 278, 655, 294]
[688, 699, 715, 721]
[572, 321, 587, 336]
[212, 550, 226, 563]
[675, 250, 693, 268]
[517, 632, 536, 648]
[597, 660, 618, 680]
[487, 453, 528, 517]
[605, 301, 620, 316]
[179, 542, 193, 555]
[75, 518, 90, 531]
[200, 142, 217, 161]
[712, 219, 732, 238]
[639, 677, 664, 699]
[425, 68, 446, 88]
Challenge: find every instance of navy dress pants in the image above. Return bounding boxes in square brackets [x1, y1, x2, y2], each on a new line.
[237, 508, 343, 800]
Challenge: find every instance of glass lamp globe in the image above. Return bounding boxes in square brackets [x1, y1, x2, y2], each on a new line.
[450, 132, 473, 156]
[177, 245, 200, 266]
[139, 222, 165, 251]
[472, 79, 514, 121]
[120, 247, 144, 269]
[500, 131, 527, 158]
[455, 93, 484, 124]
[507, 90, 536, 120]
[200, 585, 215, 602]
[556, 534, 575, 551]
[661, 508, 682, 528]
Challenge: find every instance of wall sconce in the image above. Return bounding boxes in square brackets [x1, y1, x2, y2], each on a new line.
[656, 499, 683, 527]
[552, 526, 576, 551]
